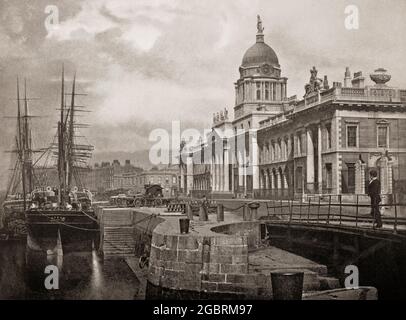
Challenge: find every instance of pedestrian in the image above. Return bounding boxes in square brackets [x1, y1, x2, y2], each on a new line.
[367, 170, 382, 229]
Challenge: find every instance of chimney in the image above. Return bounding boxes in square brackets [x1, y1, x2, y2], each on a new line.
[344, 67, 352, 88]
[351, 71, 365, 88]
[323, 75, 329, 90]
[333, 82, 342, 89]
[125, 160, 131, 166]
[113, 160, 120, 166]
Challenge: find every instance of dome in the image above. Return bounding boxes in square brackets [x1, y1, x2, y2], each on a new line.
[242, 41, 279, 68]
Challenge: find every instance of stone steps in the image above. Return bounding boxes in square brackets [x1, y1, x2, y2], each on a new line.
[103, 226, 135, 257]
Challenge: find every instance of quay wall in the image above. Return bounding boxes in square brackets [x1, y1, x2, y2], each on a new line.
[147, 219, 276, 299]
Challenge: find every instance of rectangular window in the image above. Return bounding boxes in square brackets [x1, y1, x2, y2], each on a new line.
[265, 83, 269, 100]
[256, 82, 261, 100]
[347, 163, 355, 194]
[347, 125, 358, 148]
[325, 123, 332, 149]
[377, 126, 388, 148]
[325, 163, 332, 190]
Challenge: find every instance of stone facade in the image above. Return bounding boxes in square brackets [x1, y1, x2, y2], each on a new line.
[180, 17, 406, 200]
[113, 167, 178, 197]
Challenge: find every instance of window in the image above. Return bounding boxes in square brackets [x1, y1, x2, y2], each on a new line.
[297, 133, 302, 155]
[346, 163, 356, 194]
[265, 82, 269, 100]
[256, 82, 261, 100]
[377, 125, 388, 148]
[248, 121, 251, 128]
[325, 163, 332, 190]
[172, 176, 177, 184]
[347, 125, 358, 148]
[325, 123, 332, 149]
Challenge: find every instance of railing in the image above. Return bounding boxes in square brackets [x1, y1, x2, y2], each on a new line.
[254, 189, 295, 200]
[264, 194, 406, 235]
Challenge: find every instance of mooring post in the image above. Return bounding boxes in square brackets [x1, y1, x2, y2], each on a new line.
[299, 197, 302, 221]
[317, 196, 321, 223]
[242, 203, 248, 221]
[307, 198, 311, 223]
[216, 204, 224, 222]
[326, 195, 332, 224]
[280, 199, 283, 215]
[248, 202, 260, 221]
[289, 199, 293, 225]
[355, 195, 359, 228]
[394, 193, 398, 234]
[339, 194, 342, 226]
[199, 203, 208, 221]
[187, 203, 194, 220]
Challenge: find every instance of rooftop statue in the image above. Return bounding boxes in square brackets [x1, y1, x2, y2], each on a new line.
[305, 66, 323, 96]
[257, 15, 264, 33]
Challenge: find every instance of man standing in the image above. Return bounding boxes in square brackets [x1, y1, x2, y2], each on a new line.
[367, 170, 382, 228]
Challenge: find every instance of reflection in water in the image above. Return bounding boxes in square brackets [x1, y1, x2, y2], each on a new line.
[0, 241, 141, 300]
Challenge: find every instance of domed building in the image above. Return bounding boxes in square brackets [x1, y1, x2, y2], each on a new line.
[181, 15, 406, 204]
[233, 15, 288, 131]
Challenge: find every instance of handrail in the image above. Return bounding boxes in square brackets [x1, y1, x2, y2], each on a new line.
[264, 195, 406, 234]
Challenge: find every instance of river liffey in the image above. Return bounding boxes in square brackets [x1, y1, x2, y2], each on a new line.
[0, 241, 142, 300]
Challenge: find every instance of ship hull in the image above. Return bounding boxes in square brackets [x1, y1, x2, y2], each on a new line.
[25, 210, 100, 254]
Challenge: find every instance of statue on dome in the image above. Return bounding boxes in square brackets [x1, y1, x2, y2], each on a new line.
[213, 113, 216, 123]
[224, 108, 228, 120]
[220, 110, 224, 121]
[257, 15, 264, 34]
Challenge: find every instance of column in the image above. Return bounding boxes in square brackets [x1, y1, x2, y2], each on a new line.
[180, 165, 185, 192]
[243, 149, 248, 194]
[219, 151, 224, 192]
[215, 154, 220, 191]
[265, 171, 269, 189]
[238, 151, 244, 192]
[318, 125, 322, 193]
[211, 156, 216, 192]
[224, 147, 230, 192]
[284, 82, 287, 100]
[306, 127, 315, 193]
[251, 135, 260, 191]
[186, 155, 194, 195]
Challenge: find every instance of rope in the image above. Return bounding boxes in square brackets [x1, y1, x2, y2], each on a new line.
[222, 204, 246, 212]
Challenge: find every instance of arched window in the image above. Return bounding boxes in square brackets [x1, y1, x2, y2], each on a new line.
[256, 82, 261, 100]
[265, 82, 269, 100]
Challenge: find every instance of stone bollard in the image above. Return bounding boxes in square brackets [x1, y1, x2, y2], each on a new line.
[242, 204, 252, 221]
[186, 203, 194, 220]
[199, 205, 208, 221]
[216, 204, 224, 222]
[248, 202, 260, 220]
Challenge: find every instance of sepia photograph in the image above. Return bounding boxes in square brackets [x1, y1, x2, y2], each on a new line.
[0, 0, 406, 308]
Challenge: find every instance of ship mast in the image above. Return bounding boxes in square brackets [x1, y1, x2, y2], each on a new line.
[23, 79, 33, 194]
[58, 66, 67, 206]
[17, 78, 26, 211]
[67, 74, 76, 189]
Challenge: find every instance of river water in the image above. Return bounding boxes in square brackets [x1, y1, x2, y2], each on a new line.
[0, 241, 142, 300]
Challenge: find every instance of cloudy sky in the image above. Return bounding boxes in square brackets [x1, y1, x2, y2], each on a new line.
[1, 0, 406, 188]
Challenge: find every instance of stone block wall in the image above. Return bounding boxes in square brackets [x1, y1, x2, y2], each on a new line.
[148, 221, 274, 299]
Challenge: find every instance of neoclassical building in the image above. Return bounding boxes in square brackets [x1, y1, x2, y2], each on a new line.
[179, 16, 406, 201]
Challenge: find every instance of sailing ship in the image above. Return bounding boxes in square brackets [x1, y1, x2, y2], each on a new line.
[22, 67, 99, 254]
[1, 78, 36, 240]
